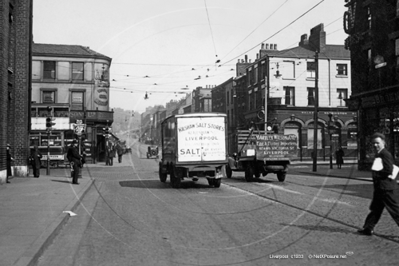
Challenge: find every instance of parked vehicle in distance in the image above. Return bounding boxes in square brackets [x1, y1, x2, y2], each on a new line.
[159, 113, 227, 188]
[147, 145, 159, 159]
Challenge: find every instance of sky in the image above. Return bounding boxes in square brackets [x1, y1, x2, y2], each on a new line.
[33, 0, 348, 114]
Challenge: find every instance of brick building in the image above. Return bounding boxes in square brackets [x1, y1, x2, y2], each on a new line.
[0, 0, 33, 178]
[31, 43, 113, 163]
[344, 0, 399, 169]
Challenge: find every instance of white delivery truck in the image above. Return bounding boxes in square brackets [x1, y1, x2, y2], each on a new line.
[158, 113, 227, 188]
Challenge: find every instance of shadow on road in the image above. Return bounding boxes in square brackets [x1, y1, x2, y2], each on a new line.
[119, 179, 216, 189]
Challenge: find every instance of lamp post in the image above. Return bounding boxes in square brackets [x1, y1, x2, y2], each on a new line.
[328, 114, 334, 169]
[312, 51, 319, 172]
[327, 113, 339, 169]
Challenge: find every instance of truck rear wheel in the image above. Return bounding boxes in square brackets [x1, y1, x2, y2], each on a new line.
[159, 162, 167, 182]
[225, 164, 232, 178]
[245, 165, 254, 182]
[214, 178, 221, 188]
[277, 172, 286, 182]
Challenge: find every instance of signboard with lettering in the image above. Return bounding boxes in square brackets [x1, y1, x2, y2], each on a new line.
[254, 134, 297, 160]
[177, 116, 226, 162]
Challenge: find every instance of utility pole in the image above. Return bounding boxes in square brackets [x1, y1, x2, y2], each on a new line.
[312, 51, 319, 172]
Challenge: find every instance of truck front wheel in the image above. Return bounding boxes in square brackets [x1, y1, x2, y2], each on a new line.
[225, 164, 232, 178]
[245, 165, 254, 182]
[159, 162, 167, 182]
[277, 172, 286, 182]
[170, 166, 181, 188]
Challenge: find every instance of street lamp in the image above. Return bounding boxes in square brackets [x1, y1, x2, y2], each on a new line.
[327, 113, 338, 169]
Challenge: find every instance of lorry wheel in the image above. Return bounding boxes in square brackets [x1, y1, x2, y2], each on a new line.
[213, 178, 221, 188]
[207, 178, 214, 187]
[170, 166, 181, 188]
[225, 164, 232, 178]
[245, 166, 254, 182]
[277, 172, 286, 182]
[159, 163, 167, 182]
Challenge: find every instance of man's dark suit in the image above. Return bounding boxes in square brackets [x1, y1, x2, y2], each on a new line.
[67, 144, 82, 184]
[363, 148, 399, 230]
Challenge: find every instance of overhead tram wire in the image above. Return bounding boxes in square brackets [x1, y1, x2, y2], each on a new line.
[221, 0, 326, 67]
[204, 0, 219, 64]
[221, 0, 289, 60]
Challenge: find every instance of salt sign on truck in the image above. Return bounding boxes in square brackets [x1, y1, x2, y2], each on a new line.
[177, 116, 226, 162]
[159, 113, 227, 188]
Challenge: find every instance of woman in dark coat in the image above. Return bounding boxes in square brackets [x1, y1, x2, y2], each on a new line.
[30, 145, 42, 177]
[335, 147, 345, 169]
[6, 144, 14, 183]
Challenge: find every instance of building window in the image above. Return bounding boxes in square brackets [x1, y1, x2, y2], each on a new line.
[282, 61, 295, 79]
[43, 61, 56, 80]
[71, 91, 84, 110]
[336, 64, 348, 76]
[72, 62, 84, 80]
[42, 91, 55, 104]
[307, 88, 315, 106]
[367, 7, 371, 30]
[284, 86, 295, 106]
[337, 89, 348, 107]
[227, 91, 230, 106]
[396, 39, 399, 66]
[307, 61, 316, 78]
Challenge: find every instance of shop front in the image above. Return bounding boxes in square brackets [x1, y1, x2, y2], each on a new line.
[350, 85, 399, 169]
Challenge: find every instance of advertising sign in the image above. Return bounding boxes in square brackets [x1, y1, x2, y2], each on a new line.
[255, 134, 297, 160]
[177, 116, 226, 162]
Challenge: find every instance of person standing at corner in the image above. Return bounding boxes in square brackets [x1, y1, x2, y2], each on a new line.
[67, 140, 82, 185]
[6, 144, 14, 183]
[335, 147, 344, 169]
[30, 144, 42, 178]
[358, 133, 399, 236]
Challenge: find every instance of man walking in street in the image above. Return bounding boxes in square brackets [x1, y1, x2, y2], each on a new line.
[358, 133, 399, 236]
[29, 144, 42, 178]
[67, 140, 82, 185]
[6, 144, 14, 183]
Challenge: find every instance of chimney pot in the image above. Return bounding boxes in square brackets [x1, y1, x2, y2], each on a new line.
[274, 44, 277, 50]
[265, 44, 269, 49]
[261, 43, 265, 49]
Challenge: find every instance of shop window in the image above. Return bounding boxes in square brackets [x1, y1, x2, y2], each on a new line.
[284, 86, 295, 106]
[71, 91, 84, 110]
[336, 64, 348, 76]
[43, 61, 56, 80]
[72, 62, 84, 80]
[337, 89, 348, 107]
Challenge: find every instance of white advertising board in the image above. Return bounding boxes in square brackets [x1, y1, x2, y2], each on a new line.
[177, 116, 226, 162]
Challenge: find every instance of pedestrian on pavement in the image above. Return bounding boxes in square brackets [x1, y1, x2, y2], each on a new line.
[67, 140, 82, 185]
[6, 144, 14, 183]
[29, 144, 42, 178]
[335, 147, 344, 169]
[358, 132, 399, 236]
[108, 144, 116, 166]
[116, 143, 123, 163]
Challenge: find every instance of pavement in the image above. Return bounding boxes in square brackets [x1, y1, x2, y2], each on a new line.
[0, 159, 372, 266]
[0, 167, 94, 266]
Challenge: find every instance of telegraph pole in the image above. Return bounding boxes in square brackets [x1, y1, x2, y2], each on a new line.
[312, 51, 319, 172]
